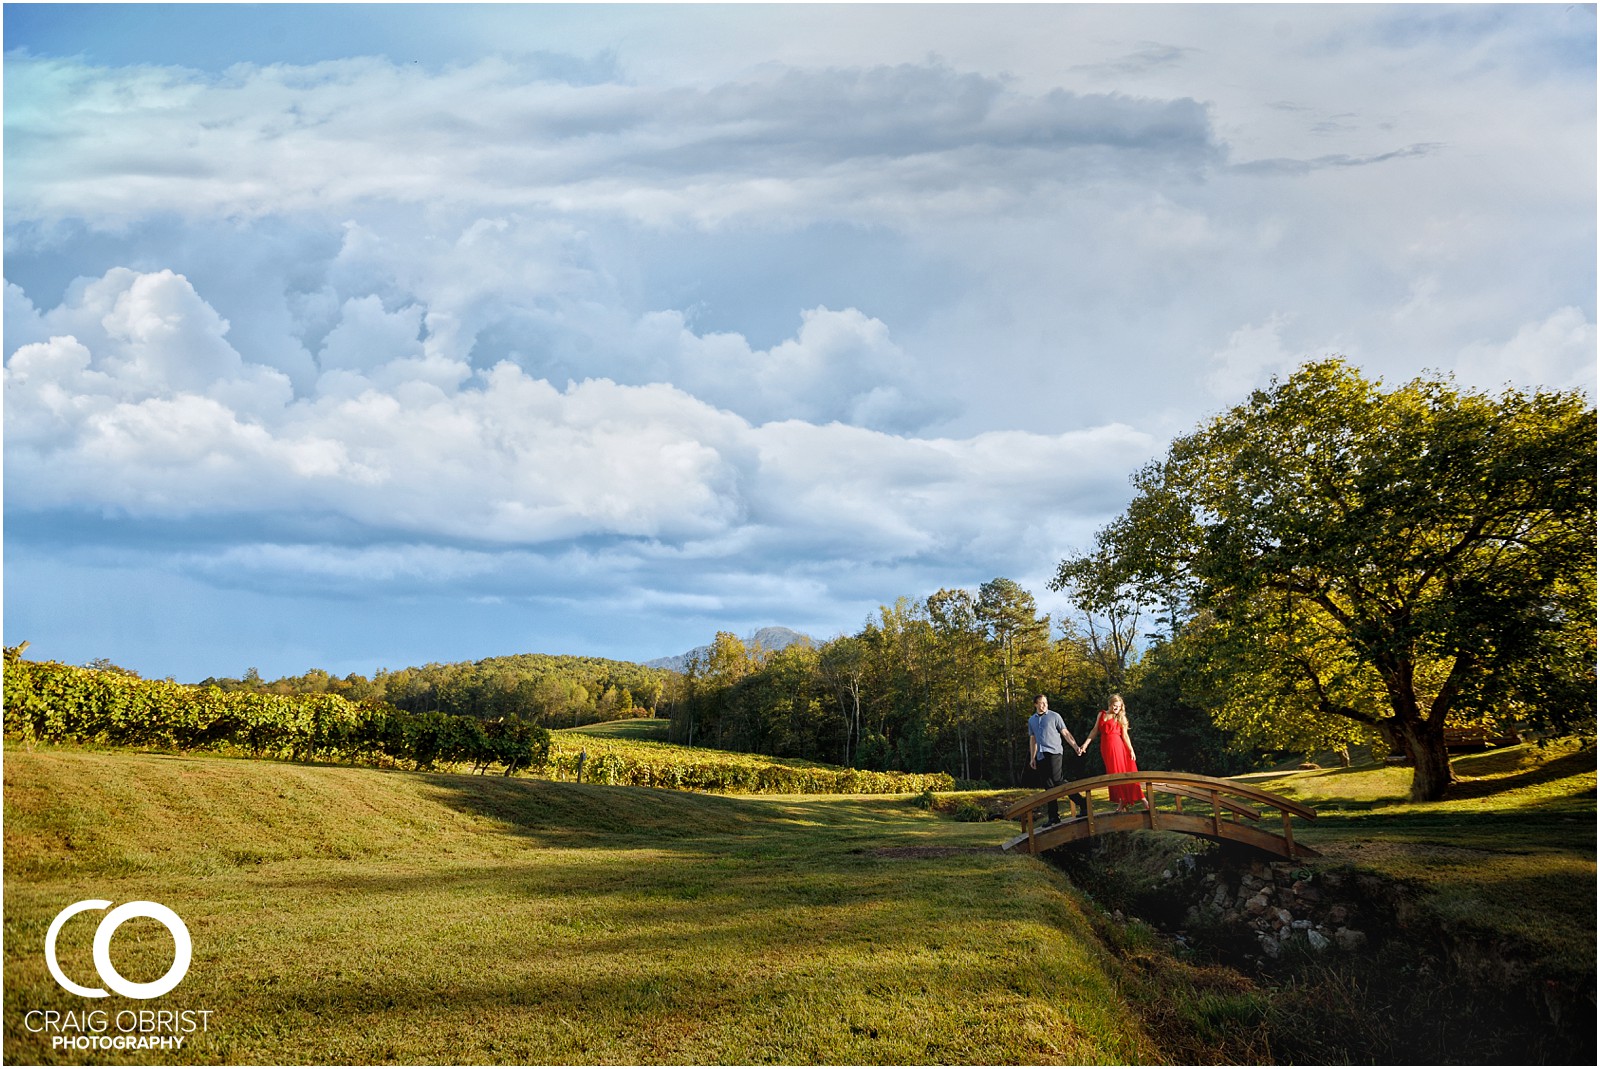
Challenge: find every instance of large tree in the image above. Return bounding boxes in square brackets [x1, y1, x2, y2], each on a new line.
[1058, 359, 1595, 800]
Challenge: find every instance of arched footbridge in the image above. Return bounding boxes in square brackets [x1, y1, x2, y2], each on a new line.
[1001, 772, 1320, 859]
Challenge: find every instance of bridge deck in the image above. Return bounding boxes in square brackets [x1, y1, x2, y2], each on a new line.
[1001, 771, 1319, 859]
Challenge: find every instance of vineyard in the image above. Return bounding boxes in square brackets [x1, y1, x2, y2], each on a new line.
[1, 649, 548, 775]
[1, 649, 949, 796]
[548, 734, 954, 794]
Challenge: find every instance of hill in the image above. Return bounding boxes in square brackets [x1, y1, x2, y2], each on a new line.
[3, 748, 1149, 1064]
[645, 625, 813, 672]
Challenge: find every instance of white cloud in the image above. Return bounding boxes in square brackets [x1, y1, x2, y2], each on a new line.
[1207, 314, 1301, 398]
[1454, 307, 1597, 397]
[5, 267, 1153, 567]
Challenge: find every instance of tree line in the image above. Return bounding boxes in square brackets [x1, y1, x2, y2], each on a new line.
[199, 652, 674, 729]
[657, 578, 1249, 788]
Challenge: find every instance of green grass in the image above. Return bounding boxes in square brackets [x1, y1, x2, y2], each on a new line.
[555, 718, 672, 742]
[1243, 738, 1596, 983]
[8, 740, 1591, 1065]
[4, 749, 1155, 1065]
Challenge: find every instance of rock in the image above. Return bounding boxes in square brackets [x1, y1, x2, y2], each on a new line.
[1212, 885, 1232, 908]
[1291, 919, 1314, 931]
[1112, 909, 1125, 924]
[1258, 933, 1282, 958]
[1162, 869, 1173, 880]
[1296, 885, 1322, 904]
[1335, 927, 1368, 951]
[1307, 929, 1331, 951]
[1245, 894, 1271, 915]
[1328, 904, 1350, 925]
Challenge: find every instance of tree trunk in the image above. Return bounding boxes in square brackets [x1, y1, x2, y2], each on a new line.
[1396, 716, 1454, 801]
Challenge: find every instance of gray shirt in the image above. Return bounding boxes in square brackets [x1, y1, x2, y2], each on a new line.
[1028, 710, 1067, 755]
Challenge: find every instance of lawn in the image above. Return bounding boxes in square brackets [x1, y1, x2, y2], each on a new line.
[556, 718, 672, 742]
[1250, 738, 1596, 984]
[4, 748, 1151, 1065]
[8, 740, 1592, 1065]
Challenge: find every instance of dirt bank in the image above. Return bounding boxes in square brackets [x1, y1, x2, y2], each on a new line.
[1051, 832, 1594, 1064]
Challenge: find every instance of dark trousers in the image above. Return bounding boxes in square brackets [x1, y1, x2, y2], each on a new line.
[1061, 752, 1088, 818]
[1034, 751, 1064, 824]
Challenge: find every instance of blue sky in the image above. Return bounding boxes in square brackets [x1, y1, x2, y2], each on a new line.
[4, 3, 1595, 682]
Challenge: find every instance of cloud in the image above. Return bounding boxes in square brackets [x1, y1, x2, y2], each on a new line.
[1453, 307, 1596, 397]
[4, 54, 1222, 229]
[1206, 314, 1302, 398]
[5, 268, 1155, 569]
[3, 7, 1592, 678]
[1230, 142, 1443, 177]
[626, 305, 946, 430]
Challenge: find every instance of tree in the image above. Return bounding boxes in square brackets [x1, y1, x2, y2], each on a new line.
[976, 577, 1052, 783]
[818, 635, 867, 766]
[1050, 550, 1147, 694]
[1058, 359, 1595, 800]
[926, 588, 992, 781]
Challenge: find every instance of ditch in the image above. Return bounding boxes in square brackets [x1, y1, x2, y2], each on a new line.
[1046, 832, 1594, 1065]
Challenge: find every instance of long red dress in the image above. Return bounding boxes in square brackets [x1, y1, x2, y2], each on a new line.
[1098, 712, 1145, 805]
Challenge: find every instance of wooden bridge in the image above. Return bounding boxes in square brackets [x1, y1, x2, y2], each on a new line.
[1001, 771, 1320, 859]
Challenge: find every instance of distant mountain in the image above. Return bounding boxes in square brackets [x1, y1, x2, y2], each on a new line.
[646, 626, 814, 672]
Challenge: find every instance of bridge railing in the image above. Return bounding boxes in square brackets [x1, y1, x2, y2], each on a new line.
[1001, 771, 1318, 857]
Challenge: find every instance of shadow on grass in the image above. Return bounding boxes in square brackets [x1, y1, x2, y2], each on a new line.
[1447, 746, 1597, 799]
[415, 773, 966, 857]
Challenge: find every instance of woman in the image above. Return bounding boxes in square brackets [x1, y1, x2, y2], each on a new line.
[1079, 693, 1147, 811]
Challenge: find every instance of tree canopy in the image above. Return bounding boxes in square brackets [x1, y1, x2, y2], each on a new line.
[1056, 359, 1595, 800]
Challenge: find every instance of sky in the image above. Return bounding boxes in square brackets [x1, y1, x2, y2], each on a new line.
[3, 3, 1595, 683]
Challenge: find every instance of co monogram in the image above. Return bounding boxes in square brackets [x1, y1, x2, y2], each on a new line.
[45, 900, 192, 1000]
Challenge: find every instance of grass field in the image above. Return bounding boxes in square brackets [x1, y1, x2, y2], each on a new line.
[1253, 738, 1597, 985]
[4, 748, 1152, 1065]
[556, 718, 672, 742]
[6, 740, 1592, 1065]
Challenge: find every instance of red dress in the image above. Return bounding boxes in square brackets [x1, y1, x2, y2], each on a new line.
[1098, 712, 1144, 805]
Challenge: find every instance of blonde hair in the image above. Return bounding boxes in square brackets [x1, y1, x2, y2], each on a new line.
[1107, 693, 1129, 727]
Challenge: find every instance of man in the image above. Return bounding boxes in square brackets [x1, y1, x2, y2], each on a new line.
[1027, 694, 1086, 825]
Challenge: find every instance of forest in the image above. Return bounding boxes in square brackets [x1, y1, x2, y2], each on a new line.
[655, 579, 1250, 787]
